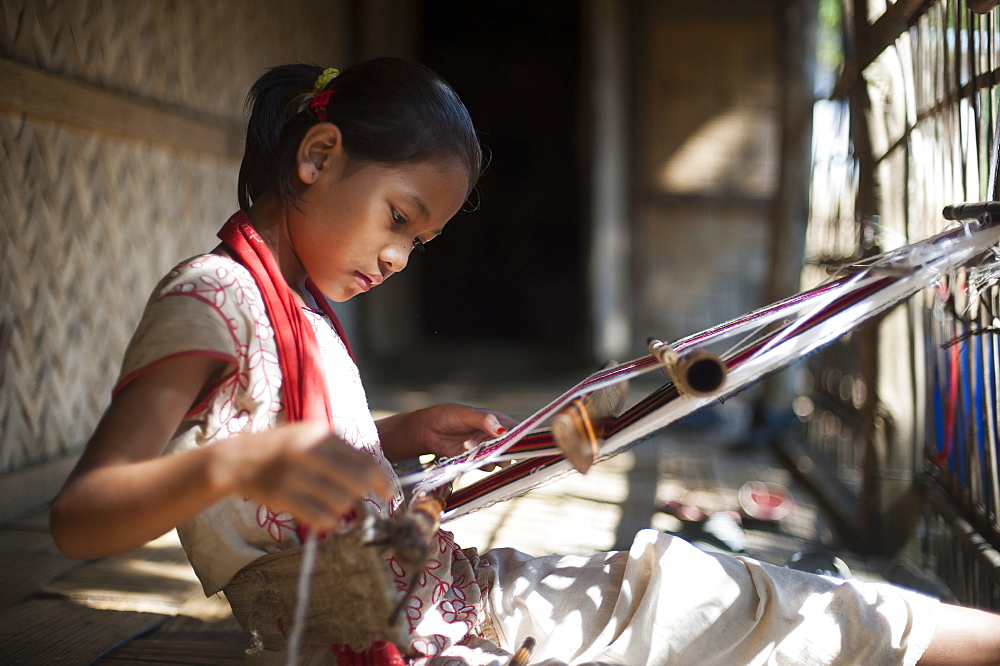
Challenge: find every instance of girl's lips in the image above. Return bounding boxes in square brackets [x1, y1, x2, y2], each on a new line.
[354, 272, 382, 292]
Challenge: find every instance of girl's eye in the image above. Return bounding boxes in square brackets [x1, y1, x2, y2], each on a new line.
[412, 238, 427, 253]
[392, 210, 408, 226]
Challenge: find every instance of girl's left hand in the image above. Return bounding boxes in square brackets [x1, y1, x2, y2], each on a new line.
[377, 403, 518, 462]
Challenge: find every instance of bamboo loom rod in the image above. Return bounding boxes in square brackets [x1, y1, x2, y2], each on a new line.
[924, 480, 1000, 587]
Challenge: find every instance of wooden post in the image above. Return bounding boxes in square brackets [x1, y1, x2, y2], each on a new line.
[847, 0, 885, 553]
[765, 0, 818, 307]
[587, 0, 633, 362]
[758, 0, 818, 446]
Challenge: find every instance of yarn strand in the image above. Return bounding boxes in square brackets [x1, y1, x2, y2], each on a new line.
[286, 530, 319, 665]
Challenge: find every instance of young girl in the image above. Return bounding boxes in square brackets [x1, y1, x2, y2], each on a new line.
[50, 58, 1000, 666]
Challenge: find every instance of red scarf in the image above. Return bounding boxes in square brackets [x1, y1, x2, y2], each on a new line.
[218, 211, 349, 425]
[218, 211, 406, 666]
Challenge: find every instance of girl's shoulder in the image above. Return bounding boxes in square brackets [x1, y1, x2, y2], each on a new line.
[118, 254, 270, 386]
[160, 253, 253, 288]
[152, 253, 261, 307]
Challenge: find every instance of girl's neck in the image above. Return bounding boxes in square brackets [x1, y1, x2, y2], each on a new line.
[244, 193, 311, 307]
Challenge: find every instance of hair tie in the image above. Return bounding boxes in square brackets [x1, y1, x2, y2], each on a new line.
[309, 91, 335, 122]
[313, 68, 340, 95]
[307, 68, 340, 122]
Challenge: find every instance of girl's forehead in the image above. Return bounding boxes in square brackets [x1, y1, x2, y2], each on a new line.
[391, 156, 469, 182]
[385, 159, 471, 216]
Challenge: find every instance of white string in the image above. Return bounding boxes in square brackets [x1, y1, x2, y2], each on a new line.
[866, 217, 909, 251]
[968, 246, 1000, 300]
[286, 529, 319, 666]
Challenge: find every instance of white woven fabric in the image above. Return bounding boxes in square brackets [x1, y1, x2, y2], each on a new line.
[483, 530, 940, 666]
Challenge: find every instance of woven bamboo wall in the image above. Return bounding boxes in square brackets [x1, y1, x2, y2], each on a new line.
[0, 0, 350, 479]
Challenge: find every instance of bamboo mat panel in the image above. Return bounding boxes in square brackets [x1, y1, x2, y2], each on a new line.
[0, 507, 248, 663]
[0, 598, 167, 664]
[0, 0, 350, 122]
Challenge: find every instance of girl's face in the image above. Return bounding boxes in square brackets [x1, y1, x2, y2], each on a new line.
[287, 156, 470, 302]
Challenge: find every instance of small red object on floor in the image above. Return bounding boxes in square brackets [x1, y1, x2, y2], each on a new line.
[738, 481, 795, 522]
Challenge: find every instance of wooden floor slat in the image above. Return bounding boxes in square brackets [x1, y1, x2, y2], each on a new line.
[0, 528, 83, 609]
[0, 598, 167, 664]
[95, 638, 247, 665]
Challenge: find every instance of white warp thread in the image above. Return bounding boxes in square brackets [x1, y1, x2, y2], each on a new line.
[432, 218, 1000, 520]
[286, 530, 319, 666]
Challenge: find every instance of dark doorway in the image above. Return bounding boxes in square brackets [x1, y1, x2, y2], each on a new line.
[415, 1, 587, 378]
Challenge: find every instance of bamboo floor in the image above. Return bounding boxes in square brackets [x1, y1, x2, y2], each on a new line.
[0, 386, 919, 664]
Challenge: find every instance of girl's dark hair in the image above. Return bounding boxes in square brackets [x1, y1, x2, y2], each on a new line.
[237, 58, 483, 211]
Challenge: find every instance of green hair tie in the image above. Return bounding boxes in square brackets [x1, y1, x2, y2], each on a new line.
[313, 68, 340, 95]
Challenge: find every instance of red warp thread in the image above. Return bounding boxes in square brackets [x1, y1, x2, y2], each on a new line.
[935, 340, 960, 467]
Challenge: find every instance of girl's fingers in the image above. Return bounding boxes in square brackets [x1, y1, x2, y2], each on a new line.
[283, 483, 360, 530]
[308, 434, 393, 499]
[452, 407, 509, 438]
[484, 413, 508, 437]
[233, 422, 394, 521]
[478, 408, 518, 434]
[259, 453, 386, 529]
[279, 422, 392, 498]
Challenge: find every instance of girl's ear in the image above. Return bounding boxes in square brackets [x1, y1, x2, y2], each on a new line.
[297, 123, 345, 185]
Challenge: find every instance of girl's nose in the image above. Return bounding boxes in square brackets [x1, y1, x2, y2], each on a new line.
[379, 242, 410, 276]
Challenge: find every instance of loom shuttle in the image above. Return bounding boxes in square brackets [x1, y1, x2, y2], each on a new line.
[383, 484, 452, 625]
[647, 338, 727, 397]
[550, 362, 628, 474]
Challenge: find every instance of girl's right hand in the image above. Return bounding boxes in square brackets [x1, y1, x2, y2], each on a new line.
[210, 421, 394, 532]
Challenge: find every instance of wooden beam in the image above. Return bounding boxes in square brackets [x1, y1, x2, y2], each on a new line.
[0, 57, 243, 158]
[969, 0, 1000, 13]
[831, 0, 934, 100]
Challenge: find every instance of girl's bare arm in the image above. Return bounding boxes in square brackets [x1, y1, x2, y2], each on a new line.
[51, 355, 390, 559]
